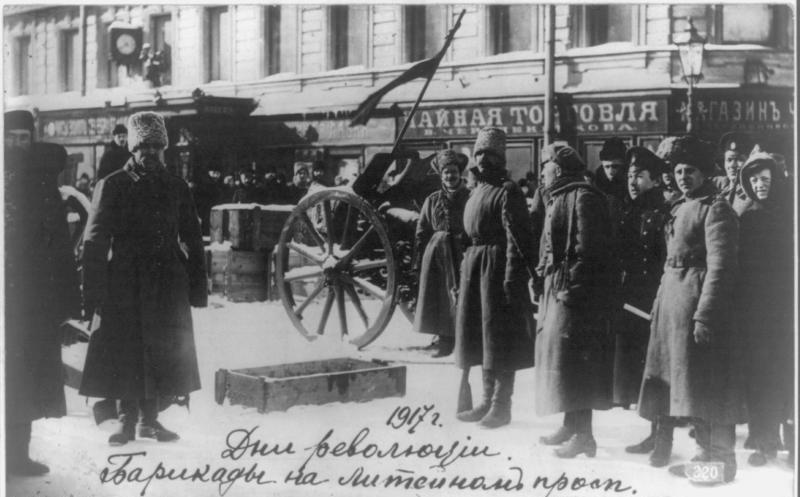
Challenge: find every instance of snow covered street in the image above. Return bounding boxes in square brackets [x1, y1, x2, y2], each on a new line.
[7, 296, 794, 497]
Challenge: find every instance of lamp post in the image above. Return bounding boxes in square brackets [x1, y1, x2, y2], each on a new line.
[674, 17, 706, 133]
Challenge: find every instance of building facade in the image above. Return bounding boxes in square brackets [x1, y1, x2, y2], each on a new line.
[4, 4, 795, 184]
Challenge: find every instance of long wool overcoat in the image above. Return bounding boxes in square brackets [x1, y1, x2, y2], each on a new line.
[638, 182, 746, 425]
[79, 160, 207, 400]
[534, 178, 616, 416]
[455, 175, 536, 372]
[4, 144, 80, 423]
[737, 167, 794, 426]
[611, 188, 668, 406]
[413, 185, 470, 337]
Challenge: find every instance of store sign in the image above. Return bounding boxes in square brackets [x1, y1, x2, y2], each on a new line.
[41, 115, 127, 140]
[285, 118, 395, 145]
[687, 95, 794, 132]
[402, 98, 668, 138]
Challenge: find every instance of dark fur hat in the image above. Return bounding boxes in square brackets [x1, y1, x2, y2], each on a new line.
[599, 137, 627, 162]
[542, 143, 586, 174]
[666, 135, 716, 176]
[5, 110, 35, 133]
[626, 146, 665, 178]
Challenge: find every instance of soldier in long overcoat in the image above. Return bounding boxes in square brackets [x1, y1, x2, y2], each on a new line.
[4, 110, 80, 476]
[454, 128, 536, 429]
[611, 147, 675, 467]
[413, 150, 470, 357]
[79, 112, 208, 446]
[737, 152, 794, 466]
[534, 144, 615, 458]
[638, 135, 744, 483]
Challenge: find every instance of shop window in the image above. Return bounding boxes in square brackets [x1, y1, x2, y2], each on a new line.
[329, 5, 365, 69]
[207, 7, 231, 82]
[573, 5, 636, 47]
[61, 29, 80, 92]
[264, 5, 281, 75]
[404, 5, 445, 62]
[14, 35, 30, 96]
[488, 5, 535, 54]
[150, 14, 172, 85]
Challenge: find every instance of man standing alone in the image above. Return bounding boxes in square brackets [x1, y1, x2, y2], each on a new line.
[4, 110, 80, 475]
[79, 111, 207, 446]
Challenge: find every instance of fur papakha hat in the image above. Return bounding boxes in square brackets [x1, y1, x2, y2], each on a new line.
[434, 149, 469, 173]
[665, 135, 716, 176]
[473, 127, 506, 159]
[5, 109, 35, 133]
[626, 146, 665, 177]
[542, 143, 586, 174]
[127, 111, 168, 152]
[599, 137, 627, 162]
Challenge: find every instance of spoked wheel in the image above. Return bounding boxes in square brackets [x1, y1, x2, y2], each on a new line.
[274, 188, 398, 349]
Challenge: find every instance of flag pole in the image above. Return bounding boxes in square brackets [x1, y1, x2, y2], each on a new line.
[391, 9, 466, 155]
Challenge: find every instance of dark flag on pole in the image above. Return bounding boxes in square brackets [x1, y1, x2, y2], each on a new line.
[349, 9, 465, 128]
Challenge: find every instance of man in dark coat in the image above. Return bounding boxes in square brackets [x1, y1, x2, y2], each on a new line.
[454, 128, 537, 429]
[611, 147, 674, 467]
[79, 111, 208, 446]
[737, 152, 794, 466]
[4, 110, 80, 475]
[639, 135, 744, 483]
[534, 144, 615, 458]
[97, 124, 133, 180]
[595, 137, 628, 203]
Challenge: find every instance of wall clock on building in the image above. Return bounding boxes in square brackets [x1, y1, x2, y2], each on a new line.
[108, 24, 142, 66]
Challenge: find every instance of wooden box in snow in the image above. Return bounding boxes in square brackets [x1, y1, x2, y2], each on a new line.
[214, 358, 406, 412]
[210, 204, 293, 252]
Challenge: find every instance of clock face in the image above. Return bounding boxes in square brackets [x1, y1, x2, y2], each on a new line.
[116, 33, 137, 55]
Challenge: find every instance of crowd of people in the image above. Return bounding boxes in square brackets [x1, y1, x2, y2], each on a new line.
[413, 127, 794, 484]
[4, 108, 795, 487]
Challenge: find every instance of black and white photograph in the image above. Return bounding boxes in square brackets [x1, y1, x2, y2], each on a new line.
[2, 2, 796, 497]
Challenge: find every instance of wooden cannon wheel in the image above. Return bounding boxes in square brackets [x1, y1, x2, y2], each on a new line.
[274, 188, 398, 349]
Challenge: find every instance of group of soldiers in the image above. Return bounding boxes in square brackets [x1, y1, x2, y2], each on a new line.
[413, 127, 793, 485]
[4, 107, 793, 486]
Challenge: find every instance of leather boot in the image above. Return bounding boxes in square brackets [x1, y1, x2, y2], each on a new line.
[138, 398, 180, 442]
[554, 433, 597, 459]
[554, 410, 596, 458]
[432, 336, 454, 358]
[6, 421, 50, 476]
[649, 418, 674, 467]
[109, 400, 137, 446]
[479, 371, 514, 429]
[457, 369, 494, 422]
[625, 421, 656, 454]
[540, 412, 575, 445]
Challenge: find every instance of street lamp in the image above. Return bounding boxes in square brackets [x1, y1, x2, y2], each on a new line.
[674, 17, 706, 133]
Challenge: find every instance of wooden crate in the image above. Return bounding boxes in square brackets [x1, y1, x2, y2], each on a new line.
[224, 250, 269, 302]
[214, 205, 293, 252]
[215, 358, 406, 412]
[205, 246, 231, 293]
[209, 208, 229, 244]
